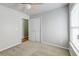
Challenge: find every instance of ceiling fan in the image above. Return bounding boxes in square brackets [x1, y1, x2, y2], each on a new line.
[17, 3, 43, 11]
[17, 3, 43, 12]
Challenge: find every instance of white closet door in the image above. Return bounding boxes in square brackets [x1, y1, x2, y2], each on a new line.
[29, 17, 41, 42]
[70, 4, 79, 42]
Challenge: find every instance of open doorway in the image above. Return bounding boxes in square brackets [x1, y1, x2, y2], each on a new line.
[22, 19, 28, 42]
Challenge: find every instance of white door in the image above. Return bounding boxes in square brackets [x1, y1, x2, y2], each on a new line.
[29, 17, 41, 42]
[69, 4, 79, 56]
[70, 4, 79, 42]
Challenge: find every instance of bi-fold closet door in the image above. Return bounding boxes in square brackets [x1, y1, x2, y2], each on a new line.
[70, 4, 79, 43]
[69, 4, 79, 56]
[29, 17, 41, 42]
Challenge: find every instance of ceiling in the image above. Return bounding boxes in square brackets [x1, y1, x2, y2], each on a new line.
[0, 3, 68, 16]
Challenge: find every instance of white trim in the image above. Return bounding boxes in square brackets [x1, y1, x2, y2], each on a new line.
[0, 42, 21, 52]
[41, 41, 69, 50]
[69, 42, 77, 56]
[69, 41, 79, 56]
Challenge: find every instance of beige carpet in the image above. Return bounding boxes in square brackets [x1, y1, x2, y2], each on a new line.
[0, 41, 70, 56]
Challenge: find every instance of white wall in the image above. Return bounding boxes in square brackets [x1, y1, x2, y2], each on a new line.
[41, 6, 69, 48]
[0, 5, 28, 51]
[31, 6, 69, 49]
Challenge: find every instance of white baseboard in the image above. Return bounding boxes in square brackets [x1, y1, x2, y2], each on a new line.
[41, 41, 69, 50]
[0, 42, 21, 52]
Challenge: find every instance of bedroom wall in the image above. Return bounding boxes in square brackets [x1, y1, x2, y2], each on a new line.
[0, 5, 28, 51]
[31, 6, 69, 49]
[41, 6, 69, 49]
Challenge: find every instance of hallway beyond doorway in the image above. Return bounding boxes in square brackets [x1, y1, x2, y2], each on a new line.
[22, 19, 28, 42]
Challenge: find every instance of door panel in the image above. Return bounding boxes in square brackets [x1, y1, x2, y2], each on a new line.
[70, 4, 79, 41]
[29, 17, 40, 42]
[70, 5, 79, 27]
[69, 4, 79, 56]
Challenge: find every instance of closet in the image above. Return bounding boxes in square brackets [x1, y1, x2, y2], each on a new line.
[29, 6, 68, 49]
[69, 4, 79, 56]
[29, 17, 41, 42]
